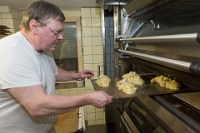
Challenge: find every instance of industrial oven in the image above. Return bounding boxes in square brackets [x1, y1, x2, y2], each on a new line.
[93, 0, 200, 132]
[114, 0, 200, 132]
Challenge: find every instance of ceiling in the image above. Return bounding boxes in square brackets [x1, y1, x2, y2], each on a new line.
[0, 0, 101, 11]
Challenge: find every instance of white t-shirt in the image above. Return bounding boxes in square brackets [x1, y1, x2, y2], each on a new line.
[0, 32, 58, 133]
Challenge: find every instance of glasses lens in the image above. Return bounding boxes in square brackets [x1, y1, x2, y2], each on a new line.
[57, 30, 64, 36]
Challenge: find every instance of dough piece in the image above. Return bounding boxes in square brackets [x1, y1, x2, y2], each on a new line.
[122, 82, 137, 94]
[122, 71, 145, 85]
[95, 75, 111, 87]
[116, 80, 125, 90]
[151, 75, 181, 90]
[165, 80, 181, 90]
[116, 79, 137, 94]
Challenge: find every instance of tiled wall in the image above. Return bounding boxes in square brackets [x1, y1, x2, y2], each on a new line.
[81, 8, 105, 126]
[0, 6, 22, 35]
[105, 15, 115, 78]
[81, 8, 104, 79]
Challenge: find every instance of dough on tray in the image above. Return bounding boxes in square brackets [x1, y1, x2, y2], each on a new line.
[151, 75, 181, 90]
[116, 79, 137, 94]
[122, 71, 145, 85]
[95, 75, 111, 87]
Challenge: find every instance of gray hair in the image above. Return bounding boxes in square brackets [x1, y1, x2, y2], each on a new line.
[20, 0, 65, 30]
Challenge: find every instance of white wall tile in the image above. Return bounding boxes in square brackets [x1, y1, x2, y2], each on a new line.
[85, 89, 94, 93]
[92, 27, 101, 36]
[0, 6, 10, 12]
[60, 89, 69, 96]
[69, 89, 77, 96]
[82, 18, 91, 27]
[96, 120, 105, 125]
[82, 37, 92, 46]
[92, 37, 102, 46]
[83, 55, 93, 63]
[85, 80, 94, 90]
[0, 19, 2, 25]
[91, 8, 101, 18]
[86, 105, 95, 113]
[2, 19, 14, 28]
[82, 27, 92, 37]
[18, 10, 23, 20]
[55, 89, 60, 95]
[1, 13, 12, 19]
[11, 9, 18, 19]
[84, 64, 93, 71]
[93, 55, 103, 63]
[92, 17, 101, 27]
[87, 113, 95, 120]
[63, 11, 81, 17]
[92, 46, 102, 55]
[83, 46, 93, 55]
[81, 8, 91, 18]
[13, 19, 20, 30]
[96, 108, 104, 112]
[87, 120, 96, 126]
[96, 112, 104, 120]
[77, 89, 85, 95]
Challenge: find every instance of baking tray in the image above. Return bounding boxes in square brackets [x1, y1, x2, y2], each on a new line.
[91, 77, 196, 99]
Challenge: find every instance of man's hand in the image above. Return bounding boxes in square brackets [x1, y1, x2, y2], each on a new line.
[79, 69, 95, 79]
[87, 91, 113, 108]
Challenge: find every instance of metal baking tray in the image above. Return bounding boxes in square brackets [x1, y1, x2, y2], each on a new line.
[91, 77, 196, 99]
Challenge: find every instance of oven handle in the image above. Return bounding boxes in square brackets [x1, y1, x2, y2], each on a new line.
[117, 106, 132, 133]
[115, 33, 198, 44]
[120, 115, 133, 133]
[116, 49, 200, 77]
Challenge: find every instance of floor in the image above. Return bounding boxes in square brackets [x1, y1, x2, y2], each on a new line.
[54, 109, 79, 133]
[85, 124, 106, 133]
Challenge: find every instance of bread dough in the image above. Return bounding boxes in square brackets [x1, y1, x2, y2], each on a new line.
[151, 75, 181, 90]
[122, 71, 145, 85]
[95, 75, 111, 87]
[116, 79, 137, 94]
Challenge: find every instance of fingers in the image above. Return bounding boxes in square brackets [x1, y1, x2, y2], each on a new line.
[90, 91, 113, 108]
[83, 69, 95, 79]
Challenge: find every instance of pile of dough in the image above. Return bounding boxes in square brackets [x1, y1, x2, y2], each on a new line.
[122, 71, 145, 85]
[151, 75, 181, 90]
[95, 75, 111, 87]
[116, 79, 137, 94]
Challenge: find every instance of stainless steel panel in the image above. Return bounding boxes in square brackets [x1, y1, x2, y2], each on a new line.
[137, 95, 196, 133]
[123, 0, 157, 16]
[173, 92, 200, 111]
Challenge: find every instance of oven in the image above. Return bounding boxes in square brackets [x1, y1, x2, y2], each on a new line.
[93, 0, 200, 132]
[113, 0, 200, 132]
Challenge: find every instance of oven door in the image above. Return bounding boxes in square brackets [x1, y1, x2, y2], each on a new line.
[117, 95, 197, 133]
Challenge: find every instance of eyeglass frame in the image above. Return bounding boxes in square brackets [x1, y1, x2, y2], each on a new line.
[38, 21, 64, 37]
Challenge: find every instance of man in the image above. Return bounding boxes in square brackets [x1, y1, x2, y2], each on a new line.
[0, 1, 113, 133]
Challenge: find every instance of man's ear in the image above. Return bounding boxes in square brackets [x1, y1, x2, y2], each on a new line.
[29, 19, 39, 34]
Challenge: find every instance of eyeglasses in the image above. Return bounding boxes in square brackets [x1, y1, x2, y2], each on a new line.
[42, 25, 64, 37]
[44, 25, 64, 37]
[38, 22, 64, 37]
